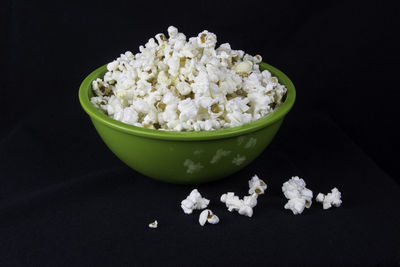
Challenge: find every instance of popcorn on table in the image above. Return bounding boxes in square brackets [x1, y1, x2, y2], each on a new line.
[248, 174, 267, 195]
[181, 189, 210, 214]
[220, 174, 267, 217]
[149, 220, 158, 228]
[316, 187, 342, 210]
[199, 209, 220, 226]
[91, 26, 287, 131]
[282, 176, 313, 215]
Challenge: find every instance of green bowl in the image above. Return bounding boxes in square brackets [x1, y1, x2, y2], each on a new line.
[79, 62, 295, 184]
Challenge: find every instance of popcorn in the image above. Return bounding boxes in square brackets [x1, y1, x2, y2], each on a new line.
[178, 99, 198, 122]
[220, 192, 259, 218]
[316, 188, 342, 210]
[181, 189, 210, 214]
[282, 176, 313, 215]
[114, 107, 139, 125]
[243, 193, 258, 208]
[91, 26, 287, 131]
[167, 26, 178, 38]
[199, 209, 220, 226]
[148, 220, 158, 228]
[220, 174, 266, 217]
[197, 30, 217, 48]
[248, 174, 267, 195]
[92, 78, 112, 96]
[221, 192, 244, 212]
[90, 96, 109, 113]
[284, 198, 307, 215]
[234, 61, 253, 76]
[238, 205, 254, 217]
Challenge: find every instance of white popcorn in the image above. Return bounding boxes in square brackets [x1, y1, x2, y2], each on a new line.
[220, 192, 244, 212]
[114, 107, 139, 125]
[243, 193, 258, 208]
[92, 78, 112, 96]
[167, 26, 178, 38]
[107, 96, 124, 116]
[178, 99, 198, 122]
[238, 205, 253, 217]
[234, 61, 253, 76]
[248, 174, 267, 195]
[176, 81, 192, 95]
[91, 26, 287, 131]
[181, 189, 210, 214]
[315, 193, 325, 203]
[199, 209, 220, 226]
[197, 30, 217, 48]
[90, 96, 109, 113]
[220, 174, 267, 217]
[148, 220, 158, 228]
[220, 192, 259, 218]
[282, 176, 313, 215]
[316, 188, 342, 210]
[284, 198, 306, 215]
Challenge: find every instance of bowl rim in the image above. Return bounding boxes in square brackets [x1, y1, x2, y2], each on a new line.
[79, 61, 296, 141]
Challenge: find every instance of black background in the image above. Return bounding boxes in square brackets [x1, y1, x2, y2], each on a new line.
[2, 0, 400, 266]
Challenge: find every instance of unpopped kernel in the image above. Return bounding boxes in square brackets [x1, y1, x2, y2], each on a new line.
[91, 26, 287, 131]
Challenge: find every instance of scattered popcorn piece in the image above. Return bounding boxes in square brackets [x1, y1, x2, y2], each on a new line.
[221, 192, 245, 212]
[221, 192, 259, 217]
[282, 176, 313, 215]
[316, 193, 325, 203]
[316, 188, 342, 210]
[243, 193, 258, 208]
[148, 220, 158, 228]
[199, 209, 220, 226]
[248, 174, 267, 195]
[284, 198, 306, 215]
[91, 26, 287, 131]
[181, 189, 210, 214]
[220, 174, 268, 217]
[238, 205, 254, 217]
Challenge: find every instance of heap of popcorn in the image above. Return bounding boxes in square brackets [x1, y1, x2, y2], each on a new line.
[91, 26, 287, 131]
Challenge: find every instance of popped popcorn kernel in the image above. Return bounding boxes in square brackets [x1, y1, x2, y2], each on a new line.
[199, 209, 220, 226]
[220, 174, 267, 218]
[148, 220, 158, 228]
[316, 187, 342, 210]
[248, 174, 267, 195]
[181, 189, 210, 214]
[282, 176, 313, 215]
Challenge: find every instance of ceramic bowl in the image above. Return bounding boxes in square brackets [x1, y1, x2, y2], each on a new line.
[79, 62, 295, 184]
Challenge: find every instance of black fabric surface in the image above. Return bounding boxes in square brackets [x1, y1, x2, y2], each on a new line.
[2, 0, 400, 266]
[1, 110, 399, 266]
